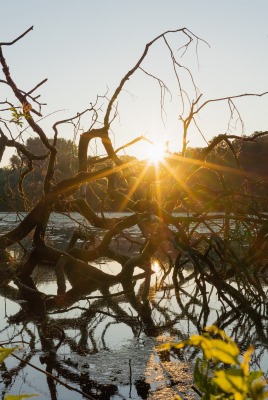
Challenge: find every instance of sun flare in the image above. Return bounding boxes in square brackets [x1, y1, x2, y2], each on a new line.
[148, 143, 165, 165]
[152, 260, 161, 274]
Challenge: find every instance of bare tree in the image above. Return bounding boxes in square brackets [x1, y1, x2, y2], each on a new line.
[0, 25, 268, 327]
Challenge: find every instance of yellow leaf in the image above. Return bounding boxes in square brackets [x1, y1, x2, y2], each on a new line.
[204, 325, 232, 342]
[213, 370, 247, 395]
[240, 345, 254, 376]
[189, 334, 204, 346]
[233, 393, 244, 400]
[172, 342, 186, 350]
[210, 339, 239, 364]
[5, 395, 38, 400]
[189, 335, 213, 359]
[157, 342, 185, 351]
[157, 343, 172, 351]
[189, 335, 239, 364]
[0, 348, 17, 363]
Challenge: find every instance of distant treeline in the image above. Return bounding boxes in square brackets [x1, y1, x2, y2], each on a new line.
[1, 134, 268, 212]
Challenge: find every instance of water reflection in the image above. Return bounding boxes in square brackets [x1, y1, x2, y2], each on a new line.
[1, 213, 268, 399]
[1, 258, 268, 399]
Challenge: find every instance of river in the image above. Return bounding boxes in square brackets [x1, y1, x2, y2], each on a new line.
[0, 212, 267, 400]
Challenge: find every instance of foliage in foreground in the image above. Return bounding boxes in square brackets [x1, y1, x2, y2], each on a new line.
[159, 325, 268, 400]
[1, 326, 268, 400]
[0, 348, 38, 400]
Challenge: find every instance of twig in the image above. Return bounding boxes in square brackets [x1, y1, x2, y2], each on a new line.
[8, 350, 96, 400]
[0, 26, 34, 46]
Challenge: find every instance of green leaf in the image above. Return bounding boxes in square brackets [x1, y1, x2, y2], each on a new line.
[249, 379, 268, 400]
[194, 358, 209, 393]
[0, 348, 17, 363]
[248, 370, 263, 384]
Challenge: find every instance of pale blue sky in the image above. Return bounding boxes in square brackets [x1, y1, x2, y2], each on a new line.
[1, 1, 268, 165]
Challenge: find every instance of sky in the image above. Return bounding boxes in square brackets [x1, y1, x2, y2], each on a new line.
[1, 0, 268, 166]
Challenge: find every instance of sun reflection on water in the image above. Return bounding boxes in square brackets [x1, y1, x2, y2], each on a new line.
[151, 260, 161, 275]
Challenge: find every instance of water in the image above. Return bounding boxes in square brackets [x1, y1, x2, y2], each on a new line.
[0, 212, 268, 399]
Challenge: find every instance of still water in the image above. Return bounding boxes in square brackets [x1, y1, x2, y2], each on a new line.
[0, 212, 267, 400]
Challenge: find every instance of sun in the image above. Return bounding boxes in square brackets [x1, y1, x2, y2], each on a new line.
[148, 143, 166, 165]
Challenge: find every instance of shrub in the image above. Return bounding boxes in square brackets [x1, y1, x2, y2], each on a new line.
[159, 325, 268, 400]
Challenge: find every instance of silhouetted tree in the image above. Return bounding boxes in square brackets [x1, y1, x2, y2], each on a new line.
[0, 26, 268, 327]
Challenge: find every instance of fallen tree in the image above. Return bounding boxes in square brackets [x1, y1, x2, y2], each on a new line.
[0, 26, 268, 322]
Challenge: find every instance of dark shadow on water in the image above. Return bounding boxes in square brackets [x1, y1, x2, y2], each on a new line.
[1, 261, 268, 399]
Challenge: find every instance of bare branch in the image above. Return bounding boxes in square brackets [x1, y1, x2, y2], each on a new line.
[139, 67, 172, 123]
[0, 26, 34, 46]
[25, 78, 48, 96]
[103, 28, 207, 128]
[0, 127, 49, 163]
[196, 91, 268, 115]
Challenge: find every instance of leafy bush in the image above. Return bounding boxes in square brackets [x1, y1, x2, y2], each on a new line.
[159, 325, 268, 400]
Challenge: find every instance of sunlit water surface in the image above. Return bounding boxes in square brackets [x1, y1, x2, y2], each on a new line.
[0, 212, 267, 400]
